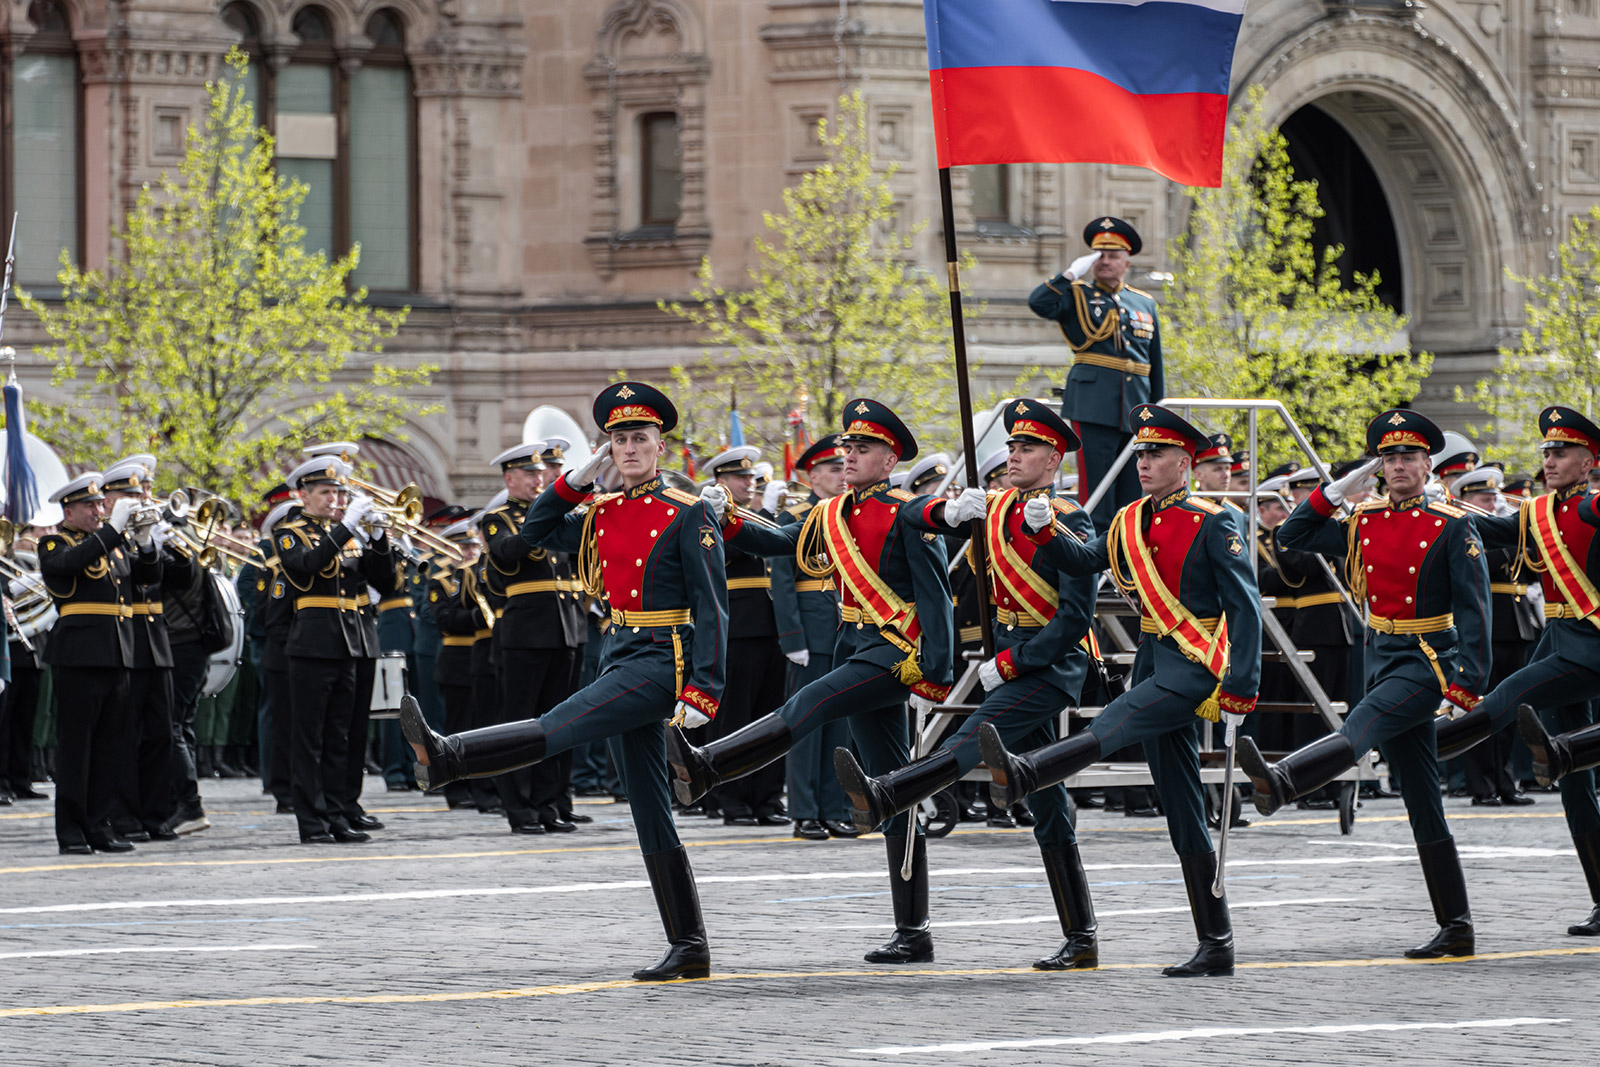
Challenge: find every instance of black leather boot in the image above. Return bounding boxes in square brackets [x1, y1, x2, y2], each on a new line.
[978, 724, 1100, 810]
[1567, 830, 1600, 936]
[1162, 852, 1234, 977]
[1520, 704, 1600, 786]
[399, 694, 545, 791]
[632, 846, 711, 981]
[1435, 707, 1496, 763]
[865, 835, 933, 964]
[834, 747, 960, 835]
[1034, 842, 1098, 970]
[665, 714, 792, 807]
[1405, 837, 1475, 958]
[1237, 733, 1355, 817]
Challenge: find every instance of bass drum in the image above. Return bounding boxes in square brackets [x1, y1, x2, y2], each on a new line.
[202, 571, 247, 697]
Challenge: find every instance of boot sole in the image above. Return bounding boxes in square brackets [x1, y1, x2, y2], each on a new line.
[398, 695, 441, 788]
[632, 965, 711, 981]
[1235, 738, 1284, 816]
[1033, 957, 1099, 971]
[1517, 705, 1557, 787]
[832, 747, 885, 835]
[664, 728, 705, 806]
[977, 724, 1018, 809]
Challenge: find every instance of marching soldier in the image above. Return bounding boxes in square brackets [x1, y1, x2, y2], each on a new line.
[38, 473, 158, 854]
[482, 441, 586, 834]
[402, 381, 728, 980]
[274, 458, 397, 844]
[240, 483, 294, 809]
[700, 445, 789, 827]
[835, 399, 1104, 970]
[1435, 407, 1600, 936]
[669, 398, 955, 964]
[1192, 434, 1234, 498]
[1239, 409, 1491, 959]
[978, 404, 1261, 977]
[1029, 216, 1164, 532]
[770, 435, 856, 840]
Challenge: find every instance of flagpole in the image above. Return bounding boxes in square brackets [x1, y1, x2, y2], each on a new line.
[936, 166, 995, 659]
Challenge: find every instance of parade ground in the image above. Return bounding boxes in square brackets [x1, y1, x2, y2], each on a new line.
[0, 778, 1592, 1066]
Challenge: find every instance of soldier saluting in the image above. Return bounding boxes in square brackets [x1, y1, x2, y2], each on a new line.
[1239, 409, 1491, 960]
[1030, 216, 1164, 531]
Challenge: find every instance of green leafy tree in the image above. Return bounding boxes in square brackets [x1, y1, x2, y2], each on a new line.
[18, 49, 433, 503]
[1462, 206, 1600, 456]
[661, 91, 1011, 463]
[1164, 86, 1431, 468]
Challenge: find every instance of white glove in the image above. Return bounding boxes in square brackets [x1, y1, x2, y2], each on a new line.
[701, 484, 730, 524]
[7, 577, 31, 598]
[761, 481, 787, 514]
[569, 444, 615, 489]
[342, 496, 373, 530]
[108, 497, 138, 534]
[909, 694, 938, 717]
[1222, 711, 1247, 743]
[978, 657, 1003, 692]
[151, 522, 174, 550]
[944, 487, 986, 527]
[1323, 457, 1381, 508]
[1021, 496, 1053, 534]
[133, 522, 154, 550]
[785, 649, 810, 668]
[1065, 251, 1100, 281]
[668, 701, 711, 729]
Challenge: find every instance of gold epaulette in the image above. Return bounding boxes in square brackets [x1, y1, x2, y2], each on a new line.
[888, 488, 914, 502]
[784, 500, 815, 519]
[1352, 499, 1387, 514]
[590, 491, 624, 507]
[1123, 284, 1153, 298]
[1052, 498, 1080, 514]
[662, 487, 700, 507]
[1187, 496, 1224, 515]
[1429, 500, 1467, 519]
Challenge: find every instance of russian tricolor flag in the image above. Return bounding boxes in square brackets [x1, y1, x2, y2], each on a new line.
[924, 0, 1244, 187]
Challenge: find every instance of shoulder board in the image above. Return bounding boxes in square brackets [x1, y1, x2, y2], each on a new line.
[487, 503, 516, 517]
[1429, 501, 1467, 519]
[1353, 499, 1388, 514]
[277, 517, 308, 530]
[662, 487, 700, 507]
[1187, 497, 1224, 515]
[589, 491, 624, 507]
[1051, 498, 1080, 514]
[888, 489, 914, 502]
[1123, 284, 1153, 299]
[783, 500, 815, 519]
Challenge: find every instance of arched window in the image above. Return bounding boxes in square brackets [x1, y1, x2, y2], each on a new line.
[348, 10, 415, 292]
[220, 2, 270, 127]
[8, 0, 82, 287]
[277, 7, 340, 258]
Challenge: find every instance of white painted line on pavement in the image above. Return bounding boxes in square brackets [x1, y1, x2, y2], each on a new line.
[0, 943, 315, 961]
[854, 1017, 1570, 1055]
[830, 896, 1356, 930]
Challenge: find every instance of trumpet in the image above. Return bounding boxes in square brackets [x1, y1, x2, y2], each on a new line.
[345, 482, 464, 563]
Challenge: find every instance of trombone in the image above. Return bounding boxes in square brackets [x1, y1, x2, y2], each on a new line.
[343, 479, 464, 563]
[166, 488, 265, 569]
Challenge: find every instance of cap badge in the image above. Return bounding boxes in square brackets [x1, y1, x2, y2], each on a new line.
[617, 385, 636, 399]
[1550, 410, 1562, 421]
[1138, 407, 1154, 422]
[1387, 413, 1407, 426]
[1015, 401, 1029, 414]
[1100, 218, 1115, 229]
[855, 402, 870, 415]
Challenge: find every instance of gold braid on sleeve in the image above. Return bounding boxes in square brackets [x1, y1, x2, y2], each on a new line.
[1105, 510, 1138, 600]
[1344, 516, 1367, 607]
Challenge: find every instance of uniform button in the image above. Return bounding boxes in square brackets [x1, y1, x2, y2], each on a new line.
[853, 509, 861, 516]
[599, 529, 605, 536]
[602, 561, 608, 567]
[1435, 519, 1443, 527]
[1383, 511, 1391, 518]
[1370, 595, 1378, 603]
[1562, 505, 1568, 514]
[643, 497, 653, 505]
[1361, 517, 1368, 525]
[631, 590, 638, 598]
[1154, 517, 1161, 525]
[635, 559, 642, 566]
[1405, 596, 1413, 604]
[1413, 510, 1421, 517]
[1408, 566, 1416, 574]
[1194, 515, 1201, 523]
[1419, 541, 1428, 548]
[856, 622, 864, 629]
[1366, 565, 1374, 572]
[632, 626, 640, 634]
[650, 530, 658, 537]
[1363, 538, 1370, 545]
[667, 508, 676, 516]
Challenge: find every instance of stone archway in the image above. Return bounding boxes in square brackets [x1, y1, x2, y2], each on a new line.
[1237, 16, 1538, 417]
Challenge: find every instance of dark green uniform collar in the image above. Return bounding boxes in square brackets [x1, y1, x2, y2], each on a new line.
[857, 480, 893, 501]
[624, 475, 663, 500]
[1018, 484, 1053, 502]
[1391, 493, 1427, 511]
[1153, 486, 1189, 511]
[1555, 483, 1587, 503]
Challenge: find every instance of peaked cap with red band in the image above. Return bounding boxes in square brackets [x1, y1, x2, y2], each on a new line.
[1194, 432, 1233, 466]
[839, 397, 918, 462]
[1128, 404, 1209, 457]
[1083, 215, 1142, 255]
[594, 381, 678, 435]
[1230, 450, 1251, 477]
[1366, 408, 1444, 456]
[1003, 397, 1080, 455]
[1539, 405, 1600, 457]
[796, 434, 846, 473]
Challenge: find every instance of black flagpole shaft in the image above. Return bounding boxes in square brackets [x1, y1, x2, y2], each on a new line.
[938, 166, 995, 659]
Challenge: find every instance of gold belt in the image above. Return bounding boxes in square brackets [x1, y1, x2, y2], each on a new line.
[294, 595, 372, 613]
[1140, 615, 1220, 634]
[131, 602, 164, 616]
[1073, 352, 1150, 377]
[378, 597, 411, 613]
[441, 635, 476, 647]
[505, 580, 562, 597]
[995, 609, 1046, 628]
[60, 603, 134, 618]
[726, 577, 772, 591]
[1369, 613, 1454, 635]
[958, 624, 983, 644]
[610, 608, 691, 627]
[1281, 591, 1343, 609]
[1545, 603, 1581, 619]
[494, 608, 505, 619]
[1491, 582, 1529, 597]
[474, 627, 492, 640]
[795, 579, 832, 593]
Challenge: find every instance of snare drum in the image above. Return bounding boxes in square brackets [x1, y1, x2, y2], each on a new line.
[202, 572, 246, 697]
[370, 650, 409, 712]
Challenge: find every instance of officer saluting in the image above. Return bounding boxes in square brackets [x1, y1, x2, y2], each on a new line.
[274, 458, 397, 845]
[979, 404, 1261, 977]
[1030, 216, 1164, 532]
[1240, 409, 1491, 959]
[39, 473, 161, 854]
[836, 399, 1104, 970]
[402, 382, 728, 981]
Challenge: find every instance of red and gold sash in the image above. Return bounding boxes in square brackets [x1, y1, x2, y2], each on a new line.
[1529, 493, 1600, 631]
[1108, 498, 1229, 719]
[986, 489, 1057, 626]
[816, 493, 924, 681]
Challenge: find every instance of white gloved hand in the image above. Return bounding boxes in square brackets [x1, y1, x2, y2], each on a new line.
[909, 694, 938, 717]
[7, 577, 31, 598]
[151, 522, 174, 550]
[978, 657, 1003, 692]
[133, 522, 155, 550]
[568, 444, 615, 489]
[701, 484, 730, 524]
[1021, 495, 1053, 534]
[108, 497, 138, 534]
[1065, 251, 1100, 281]
[785, 649, 810, 668]
[668, 701, 711, 730]
[944, 487, 986, 527]
[761, 481, 787, 514]
[342, 495, 373, 530]
[1222, 711, 1247, 743]
[1323, 456, 1382, 508]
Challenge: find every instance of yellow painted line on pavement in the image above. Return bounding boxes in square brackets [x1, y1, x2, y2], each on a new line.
[0, 811, 52, 821]
[5, 946, 1599, 1019]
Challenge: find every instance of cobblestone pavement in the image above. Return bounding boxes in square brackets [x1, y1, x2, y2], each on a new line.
[0, 777, 1594, 1066]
